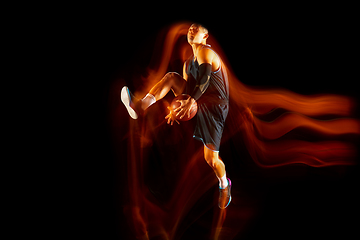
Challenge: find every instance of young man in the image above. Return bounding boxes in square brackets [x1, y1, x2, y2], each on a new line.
[121, 23, 231, 209]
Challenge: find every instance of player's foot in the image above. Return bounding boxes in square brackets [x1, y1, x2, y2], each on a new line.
[121, 86, 140, 119]
[218, 178, 232, 209]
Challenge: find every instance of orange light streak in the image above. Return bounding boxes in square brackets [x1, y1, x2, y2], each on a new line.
[110, 22, 359, 239]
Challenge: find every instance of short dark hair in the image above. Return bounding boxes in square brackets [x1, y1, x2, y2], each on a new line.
[191, 23, 208, 35]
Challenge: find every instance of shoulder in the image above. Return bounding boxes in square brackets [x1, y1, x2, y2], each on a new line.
[197, 46, 219, 65]
[198, 47, 216, 58]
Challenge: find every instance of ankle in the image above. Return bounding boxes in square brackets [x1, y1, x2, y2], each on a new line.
[217, 173, 228, 189]
[141, 93, 156, 110]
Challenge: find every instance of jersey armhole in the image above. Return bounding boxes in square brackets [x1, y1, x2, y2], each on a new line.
[201, 46, 221, 73]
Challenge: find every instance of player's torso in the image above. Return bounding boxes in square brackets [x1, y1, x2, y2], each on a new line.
[185, 50, 229, 104]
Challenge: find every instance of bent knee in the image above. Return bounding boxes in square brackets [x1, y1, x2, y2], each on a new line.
[164, 72, 185, 93]
[164, 72, 173, 78]
[165, 72, 183, 82]
[165, 72, 179, 79]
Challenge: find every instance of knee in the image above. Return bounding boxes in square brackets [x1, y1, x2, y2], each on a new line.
[162, 72, 174, 86]
[163, 72, 184, 92]
[164, 72, 176, 80]
[165, 72, 182, 82]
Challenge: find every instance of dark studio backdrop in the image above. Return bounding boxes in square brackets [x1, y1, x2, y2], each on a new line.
[72, 3, 359, 240]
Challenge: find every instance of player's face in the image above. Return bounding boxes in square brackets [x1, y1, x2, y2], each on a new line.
[187, 25, 207, 45]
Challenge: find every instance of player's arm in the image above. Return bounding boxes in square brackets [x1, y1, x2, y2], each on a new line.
[183, 61, 189, 81]
[190, 48, 214, 100]
[173, 49, 214, 120]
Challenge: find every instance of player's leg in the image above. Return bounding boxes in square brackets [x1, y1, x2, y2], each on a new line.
[203, 146, 227, 187]
[203, 145, 232, 209]
[121, 72, 186, 119]
[148, 72, 186, 100]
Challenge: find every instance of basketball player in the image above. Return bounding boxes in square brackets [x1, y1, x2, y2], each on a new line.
[121, 23, 231, 209]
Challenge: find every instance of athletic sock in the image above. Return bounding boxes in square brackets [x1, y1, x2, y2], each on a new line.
[141, 93, 156, 110]
[217, 172, 228, 189]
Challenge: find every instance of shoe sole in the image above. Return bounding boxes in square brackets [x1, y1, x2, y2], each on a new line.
[121, 86, 138, 119]
[225, 178, 232, 208]
[219, 178, 232, 209]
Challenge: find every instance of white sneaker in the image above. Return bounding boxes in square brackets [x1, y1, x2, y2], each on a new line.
[121, 86, 138, 119]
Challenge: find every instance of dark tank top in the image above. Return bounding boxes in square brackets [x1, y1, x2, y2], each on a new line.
[184, 45, 230, 151]
[185, 45, 229, 105]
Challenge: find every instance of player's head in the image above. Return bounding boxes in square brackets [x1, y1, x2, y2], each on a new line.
[187, 23, 209, 45]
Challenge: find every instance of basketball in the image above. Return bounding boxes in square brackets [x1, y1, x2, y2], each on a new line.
[170, 94, 198, 121]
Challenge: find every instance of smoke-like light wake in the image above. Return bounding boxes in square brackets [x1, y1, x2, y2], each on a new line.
[110, 22, 359, 239]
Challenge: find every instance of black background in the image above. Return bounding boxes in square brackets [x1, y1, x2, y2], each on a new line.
[61, 3, 359, 239]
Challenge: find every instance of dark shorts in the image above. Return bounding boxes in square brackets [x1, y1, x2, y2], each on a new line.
[193, 100, 229, 152]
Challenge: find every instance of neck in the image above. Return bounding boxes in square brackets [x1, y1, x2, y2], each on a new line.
[191, 43, 206, 57]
